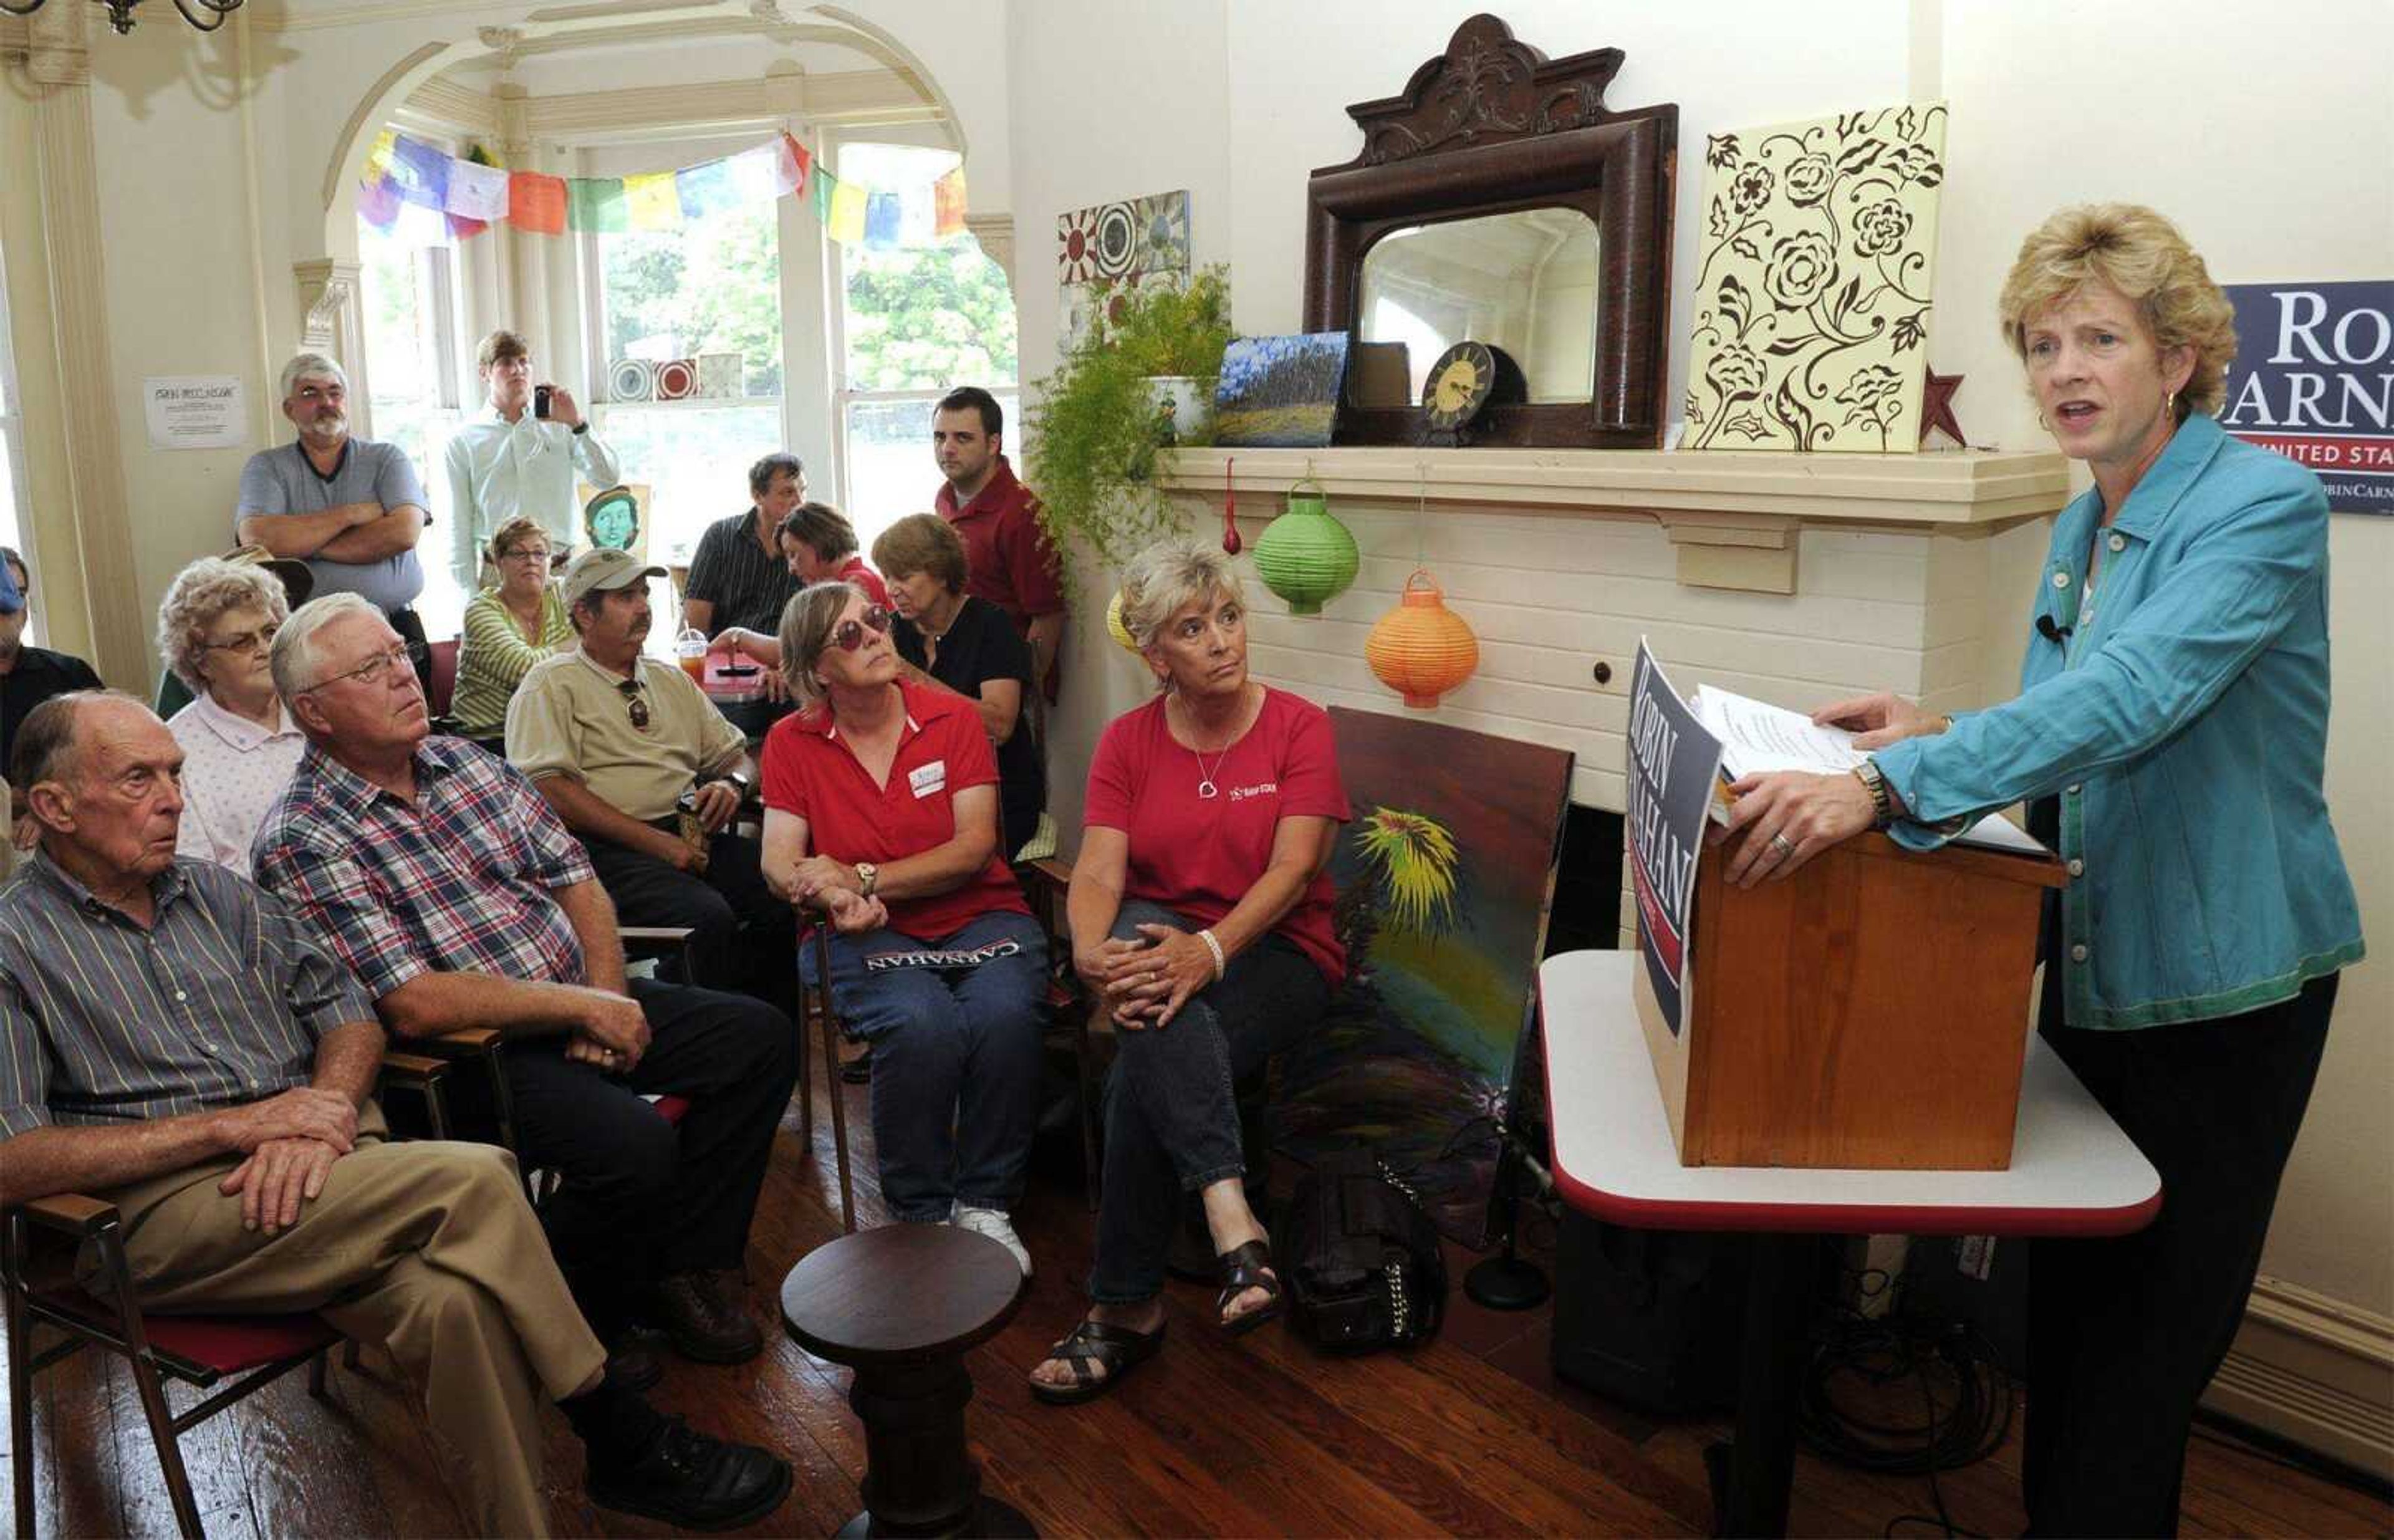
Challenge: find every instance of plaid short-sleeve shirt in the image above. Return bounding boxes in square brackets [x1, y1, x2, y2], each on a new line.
[252, 736, 597, 1000]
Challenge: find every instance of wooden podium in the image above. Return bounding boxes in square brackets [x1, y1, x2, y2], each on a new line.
[1636, 831, 2064, 1170]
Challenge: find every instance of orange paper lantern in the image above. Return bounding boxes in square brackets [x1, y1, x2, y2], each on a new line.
[1365, 569, 1479, 709]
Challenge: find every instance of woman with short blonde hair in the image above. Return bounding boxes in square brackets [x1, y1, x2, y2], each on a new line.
[1715, 203, 2362, 1534]
[155, 556, 302, 875]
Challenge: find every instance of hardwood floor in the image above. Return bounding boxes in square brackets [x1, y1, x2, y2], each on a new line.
[5, 1077, 2387, 1538]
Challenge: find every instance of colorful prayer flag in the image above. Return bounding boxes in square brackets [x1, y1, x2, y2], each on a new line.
[726, 142, 779, 205]
[812, 166, 837, 226]
[445, 158, 510, 221]
[363, 130, 397, 184]
[896, 183, 936, 247]
[509, 171, 567, 234]
[676, 159, 736, 221]
[358, 173, 401, 230]
[864, 191, 901, 250]
[776, 133, 811, 198]
[624, 173, 683, 231]
[933, 168, 968, 239]
[829, 178, 868, 244]
[568, 177, 630, 234]
[387, 134, 451, 211]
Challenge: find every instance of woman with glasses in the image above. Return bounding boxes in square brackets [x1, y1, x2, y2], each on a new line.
[156, 556, 303, 876]
[758, 582, 1047, 1275]
[454, 516, 572, 748]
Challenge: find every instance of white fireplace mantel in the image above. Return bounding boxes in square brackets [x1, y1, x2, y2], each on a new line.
[1156, 445, 2069, 592]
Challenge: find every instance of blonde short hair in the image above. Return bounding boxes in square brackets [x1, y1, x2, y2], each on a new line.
[871, 514, 968, 593]
[1997, 203, 2238, 420]
[776, 581, 869, 710]
[156, 557, 290, 691]
[1117, 539, 1244, 652]
[487, 516, 550, 566]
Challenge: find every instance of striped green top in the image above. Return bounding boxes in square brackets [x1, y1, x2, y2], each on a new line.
[453, 584, 572, 738]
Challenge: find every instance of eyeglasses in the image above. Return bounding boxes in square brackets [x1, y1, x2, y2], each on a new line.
[300, 643, 420, 694]
[201, 622, 281, 657]
[831, 605, 892, 652]
[499, 546, 551, 563]
[617, 679, 651, 730]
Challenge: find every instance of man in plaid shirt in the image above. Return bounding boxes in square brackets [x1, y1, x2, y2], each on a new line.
[253, 594, 799, 1377]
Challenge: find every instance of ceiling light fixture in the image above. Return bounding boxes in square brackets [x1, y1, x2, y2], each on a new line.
[0, 0, 244, 36]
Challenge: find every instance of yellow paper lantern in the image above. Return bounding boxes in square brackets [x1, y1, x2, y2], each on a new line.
[1366, 569, 1479, 709]
[1106, 588, 1141, 653]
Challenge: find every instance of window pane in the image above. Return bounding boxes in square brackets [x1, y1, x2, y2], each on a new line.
[602, 203, 782, 397]
[358, 217, 467, 636]
[594, 401, 786, 565]
[0, 426, 20, 556]
[838, 143, 1016, 393]
[844, 391, 1016, 554]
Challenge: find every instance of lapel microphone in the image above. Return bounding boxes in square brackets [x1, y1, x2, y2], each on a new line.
[2037, 614, 2073, 643]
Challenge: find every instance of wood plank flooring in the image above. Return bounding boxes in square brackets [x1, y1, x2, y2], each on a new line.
[4, 1075, 2385, 1537]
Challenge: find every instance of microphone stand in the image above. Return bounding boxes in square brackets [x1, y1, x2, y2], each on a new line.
[1464, 1113, 1550, 1311]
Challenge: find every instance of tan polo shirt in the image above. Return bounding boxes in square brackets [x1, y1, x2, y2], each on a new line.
[506, 648, 745, 823]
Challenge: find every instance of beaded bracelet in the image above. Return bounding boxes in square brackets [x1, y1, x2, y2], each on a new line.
[1195, 928, 1228, 982]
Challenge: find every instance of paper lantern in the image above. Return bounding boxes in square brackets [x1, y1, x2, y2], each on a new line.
[1252, 479, 1358, 615]
[1365, 569, 1479, 709]
[1105, 588, 1141, 653]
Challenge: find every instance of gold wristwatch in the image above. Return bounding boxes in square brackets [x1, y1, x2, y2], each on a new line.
[1852, 760, 1895, 829]
[854, 861, 878, 897]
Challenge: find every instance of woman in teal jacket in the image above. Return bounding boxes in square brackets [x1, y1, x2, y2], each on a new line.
[1718, 204, 2363, 1536]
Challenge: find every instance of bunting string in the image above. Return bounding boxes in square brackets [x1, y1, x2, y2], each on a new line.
[358, 128, 970, 250]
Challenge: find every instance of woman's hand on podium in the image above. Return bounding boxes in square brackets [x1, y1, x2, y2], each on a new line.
[1812, 691, 1949, 749]
[1711, 770, 1878, 888]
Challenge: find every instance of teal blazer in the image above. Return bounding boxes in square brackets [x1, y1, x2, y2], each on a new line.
[1875, 415, 2363, 1030]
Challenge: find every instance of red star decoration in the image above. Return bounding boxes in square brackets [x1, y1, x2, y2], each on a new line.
[1918, 370, 1968, 448]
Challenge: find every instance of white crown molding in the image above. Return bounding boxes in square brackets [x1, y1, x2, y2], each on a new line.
[514, 67, 934, 141]
[401, 74, 499, 134]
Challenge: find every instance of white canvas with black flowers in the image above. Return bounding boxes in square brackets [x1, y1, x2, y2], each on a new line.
[1682, 103, 1948, 453]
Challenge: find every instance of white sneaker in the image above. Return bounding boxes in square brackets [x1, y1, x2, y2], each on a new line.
[951, 1205, 1032, 1276]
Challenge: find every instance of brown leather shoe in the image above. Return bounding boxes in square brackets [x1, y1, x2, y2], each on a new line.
[654, 1270, 764, 1364]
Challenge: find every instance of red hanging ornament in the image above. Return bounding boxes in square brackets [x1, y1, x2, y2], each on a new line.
[1219, 456, 1242, 555]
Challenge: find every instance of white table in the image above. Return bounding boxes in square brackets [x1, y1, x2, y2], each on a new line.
[1536, 951, 2160, 1534]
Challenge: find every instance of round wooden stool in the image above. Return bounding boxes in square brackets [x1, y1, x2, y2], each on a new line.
[781, 1224, 1033, 1538]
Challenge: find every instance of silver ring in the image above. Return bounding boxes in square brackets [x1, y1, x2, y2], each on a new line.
[1769, 832, 1796, 859]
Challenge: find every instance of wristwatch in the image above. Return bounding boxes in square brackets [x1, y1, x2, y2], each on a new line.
[854, 861, 879, 897]
[571, 421, 590, 436]
[713, 769, 751, 798]
[1852, 760, 1895, 829]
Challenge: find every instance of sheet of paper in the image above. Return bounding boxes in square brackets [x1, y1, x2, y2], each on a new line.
[1692, 685, 1867, 776]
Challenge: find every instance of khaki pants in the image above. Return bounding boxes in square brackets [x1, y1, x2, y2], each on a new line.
[97, 1110, 607, 1537]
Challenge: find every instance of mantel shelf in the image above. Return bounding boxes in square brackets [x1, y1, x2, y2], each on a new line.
[1155, 445, 2069, 530]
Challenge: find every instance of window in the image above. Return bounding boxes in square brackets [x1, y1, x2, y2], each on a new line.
[834, 141, 1017, 550]
[0, 232, 30, 638]
[358, 216, 469, 634]
[593, 200, 786, 567]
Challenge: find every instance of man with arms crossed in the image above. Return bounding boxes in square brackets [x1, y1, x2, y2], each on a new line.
[0, 691, 789, 1535]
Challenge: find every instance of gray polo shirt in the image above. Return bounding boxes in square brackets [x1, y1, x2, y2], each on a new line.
[236, 438, 430, 614]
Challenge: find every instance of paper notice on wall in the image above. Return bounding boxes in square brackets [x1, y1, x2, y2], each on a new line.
[143, 376, 247, 451]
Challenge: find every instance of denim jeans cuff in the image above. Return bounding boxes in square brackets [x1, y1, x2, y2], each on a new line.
[1087, 1283, 1163, 1307]
[1181, 1160, 1245, 1193]
[895, 1206, 953, 1225]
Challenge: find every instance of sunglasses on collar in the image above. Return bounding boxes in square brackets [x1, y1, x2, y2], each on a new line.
[616, 678, 651, 730]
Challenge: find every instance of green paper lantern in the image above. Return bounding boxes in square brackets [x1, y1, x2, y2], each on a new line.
[1252, 479, 1359, 616]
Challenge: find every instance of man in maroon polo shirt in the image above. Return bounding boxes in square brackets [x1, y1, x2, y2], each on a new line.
[931, 387, 1065, 703]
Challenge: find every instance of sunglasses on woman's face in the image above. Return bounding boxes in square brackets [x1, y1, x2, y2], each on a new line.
[832, 605, 892, 652]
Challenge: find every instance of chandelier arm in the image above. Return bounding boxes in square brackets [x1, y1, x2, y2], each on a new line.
[0, 0, 47, 17]
[173, 0, 243, 29]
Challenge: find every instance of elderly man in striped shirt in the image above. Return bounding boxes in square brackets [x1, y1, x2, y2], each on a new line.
[0, 691, 791, 1535]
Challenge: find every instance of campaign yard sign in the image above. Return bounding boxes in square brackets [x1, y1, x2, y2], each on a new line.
[1625, 641, 1723, 1038]
[2219, 280, 2393, 515]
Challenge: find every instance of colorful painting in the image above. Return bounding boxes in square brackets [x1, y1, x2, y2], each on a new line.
[1212, 333, 1352, 448]
[1057, 190, 1192, 354]
[1275, 708, 1574, 1247]
[1682, 102, 1948, 453]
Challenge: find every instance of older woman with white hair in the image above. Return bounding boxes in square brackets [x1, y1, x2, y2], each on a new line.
[1027, 539, 1350, 1405]
[156, 556, 303, 875]
[1715, 203, 2363, 1534]
[757, 580, 1048, 1274]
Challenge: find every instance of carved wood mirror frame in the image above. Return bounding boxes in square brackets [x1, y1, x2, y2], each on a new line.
[1302, 14, 1678, 449]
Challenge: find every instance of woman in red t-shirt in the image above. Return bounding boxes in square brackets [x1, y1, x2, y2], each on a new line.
[758, 581, 1047, 1275]
[1029, 541, 1349, 1405]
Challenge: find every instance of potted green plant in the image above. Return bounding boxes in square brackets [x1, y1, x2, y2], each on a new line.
[1025, 266, 1232, 574]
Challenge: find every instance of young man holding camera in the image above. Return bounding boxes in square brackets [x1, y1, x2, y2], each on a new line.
[444, 329, 622, 590]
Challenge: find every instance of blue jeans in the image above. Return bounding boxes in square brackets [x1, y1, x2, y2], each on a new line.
[1087, 900, 1329, 1304]
[802, 908, 1049, 1223]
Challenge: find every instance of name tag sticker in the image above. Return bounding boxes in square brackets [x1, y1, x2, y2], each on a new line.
[909, 760, 947, 798]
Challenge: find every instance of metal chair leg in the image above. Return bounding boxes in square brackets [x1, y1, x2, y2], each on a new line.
[822, 1008, 855, 1234]
[95, 1230, 204, 1540]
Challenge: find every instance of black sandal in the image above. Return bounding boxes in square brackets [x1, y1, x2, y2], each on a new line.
[1215, 1238, 1282, 1337]
[1029, 1316, 1165, 1405]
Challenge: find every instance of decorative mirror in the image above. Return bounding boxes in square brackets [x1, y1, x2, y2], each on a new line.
[1304, 14, 1678, 448]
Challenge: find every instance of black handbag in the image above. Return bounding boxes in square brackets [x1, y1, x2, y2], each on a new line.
[1281, 1153, 1446, 1352]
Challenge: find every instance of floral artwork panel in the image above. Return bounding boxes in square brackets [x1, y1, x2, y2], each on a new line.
[1057, 190, 1192, 354]
[1683, 103, 1948, 453]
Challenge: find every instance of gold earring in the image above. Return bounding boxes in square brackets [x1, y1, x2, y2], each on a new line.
[2166, 390, 2177, 420]
[2037, 411, 2050, 432]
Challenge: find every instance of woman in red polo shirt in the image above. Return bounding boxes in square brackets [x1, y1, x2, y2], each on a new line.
[1027, 541, 1349, 1405]
[758, 581, 1047, 1275]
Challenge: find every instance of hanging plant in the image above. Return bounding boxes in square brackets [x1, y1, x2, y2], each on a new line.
[1024, 267, 1233, 579]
